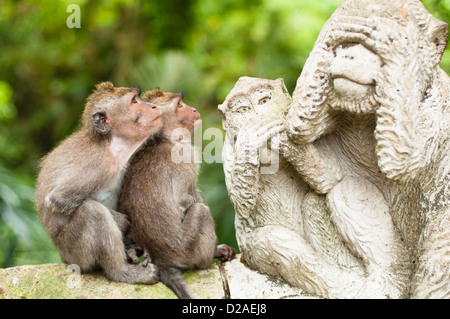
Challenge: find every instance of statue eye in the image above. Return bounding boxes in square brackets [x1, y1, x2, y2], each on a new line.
[236, 105, 251, 113]
[258, 96, 271, 105]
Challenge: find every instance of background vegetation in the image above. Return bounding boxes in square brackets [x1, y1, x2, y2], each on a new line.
[0, 0, 449, 267]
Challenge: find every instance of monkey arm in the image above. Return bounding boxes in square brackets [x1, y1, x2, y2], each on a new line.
[374, 65, 445, 181]
[411, 205, 450, 298]
[109, 209, 130, 233]
[229, 117, 284, 218]
[279, 131, 343, 194]
[229, 139, 260, 219]
[287, 38, 337, 144]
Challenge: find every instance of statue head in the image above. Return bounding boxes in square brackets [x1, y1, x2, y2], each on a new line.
[219, 77, 291, 139]
[292, 0, 448, 115]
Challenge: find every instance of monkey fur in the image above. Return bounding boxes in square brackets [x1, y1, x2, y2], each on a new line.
[35, 82, 162, 284]
[120, 89, 235, 299]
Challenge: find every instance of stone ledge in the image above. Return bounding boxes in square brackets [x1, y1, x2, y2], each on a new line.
[0, 255, 308, 299]
[0, 263, 223, 299]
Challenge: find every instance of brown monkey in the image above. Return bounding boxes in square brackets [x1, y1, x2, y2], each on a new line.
[35, 82, 162, 284]
[119, 89, 235, 299]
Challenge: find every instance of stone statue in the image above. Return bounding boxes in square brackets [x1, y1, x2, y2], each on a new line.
[219, 0, 449, 298]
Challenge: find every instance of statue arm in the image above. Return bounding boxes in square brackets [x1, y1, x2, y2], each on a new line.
[225, 117, 284, 218]
[280, 131, 343, 194]
[287, 34, 338, 144]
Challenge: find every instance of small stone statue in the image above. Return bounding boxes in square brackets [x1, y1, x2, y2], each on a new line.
[219, 0, 449, 298]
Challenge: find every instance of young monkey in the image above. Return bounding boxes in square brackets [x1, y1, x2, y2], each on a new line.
[35, 82, 162, 284]
[120, 89, 235, 299]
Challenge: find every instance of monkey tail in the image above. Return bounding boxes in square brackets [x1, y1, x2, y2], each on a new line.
[160, 267, 195, 299]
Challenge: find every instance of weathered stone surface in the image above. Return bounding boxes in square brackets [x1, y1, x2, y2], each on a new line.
[222, 255, 314, 299]
[0, 263, 224, 299]
[0, 256, 314, 299]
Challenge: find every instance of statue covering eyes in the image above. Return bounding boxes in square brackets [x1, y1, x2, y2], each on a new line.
[220, 0, 449, 299]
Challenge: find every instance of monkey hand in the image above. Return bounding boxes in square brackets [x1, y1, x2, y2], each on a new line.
[279, 132, 343, 194]
[235, 115, 284, 160]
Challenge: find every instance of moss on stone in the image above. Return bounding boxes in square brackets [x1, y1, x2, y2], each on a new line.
[0, 263, 223, 299]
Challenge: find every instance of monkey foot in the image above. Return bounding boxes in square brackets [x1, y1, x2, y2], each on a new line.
[214, 244, 236, 262]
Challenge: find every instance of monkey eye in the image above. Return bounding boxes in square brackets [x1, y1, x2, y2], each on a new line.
[131, 95, 138, 103]
[258, 96, 271, 105]
[177, 101, 183, 108]
[236, 105, 251, 113]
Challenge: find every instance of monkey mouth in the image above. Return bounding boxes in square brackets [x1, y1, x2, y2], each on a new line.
[328, 76, 379, 114]
[150, 115, 163, 124]
[152, 114, 162, 121]
[332, 75, 373, 100]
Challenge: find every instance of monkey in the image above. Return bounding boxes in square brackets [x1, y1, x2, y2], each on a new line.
[35, 81, 161, 284]
[119, 89, 235, 299]
[284, 0, 448, 297]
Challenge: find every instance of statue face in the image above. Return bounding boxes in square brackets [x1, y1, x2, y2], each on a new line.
[307, 0, 447, 116]
[219, 77, 291, 138]
[328, 43, 382, 113]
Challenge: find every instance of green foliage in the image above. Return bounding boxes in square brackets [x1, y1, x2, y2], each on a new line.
[0, 81, 16, 121]
[0, 0, 449, 267]
[0, 167, 61, 267]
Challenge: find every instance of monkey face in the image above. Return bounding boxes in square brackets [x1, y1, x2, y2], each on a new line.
[327, 43, 381, 114]
[83, 82, 163, 141]
[126, 92, 162, 128]
[173, 96, 201, 133]
[219, 77, 291, 139]
[110, 91, 162, 141]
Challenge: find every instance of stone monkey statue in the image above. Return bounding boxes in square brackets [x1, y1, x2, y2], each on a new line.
[220, 0, 449, 297]
[285, 0, 449, 298]
[35, 82, 161, 284]
[218, 77, 388, 298]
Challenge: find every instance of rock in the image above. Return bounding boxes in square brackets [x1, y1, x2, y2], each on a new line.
[222, 255, 314, 299]
[0, 255, 318, 299]
[0, 263, 224, 299]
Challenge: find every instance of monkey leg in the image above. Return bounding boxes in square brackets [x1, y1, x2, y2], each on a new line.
[327, 177, 410, 298]
[301, 191, 362, 269]
[178, 202, 217, 270]
[411, 206, 450, 299]
[55, 199, 159, 284]
[239, 224, 366, 298]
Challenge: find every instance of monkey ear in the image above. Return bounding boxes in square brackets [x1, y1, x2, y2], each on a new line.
[92, 111, 112, 135]
[429, 18, 448, 65]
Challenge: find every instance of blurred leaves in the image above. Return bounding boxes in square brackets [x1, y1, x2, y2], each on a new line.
[123, 51, 203, 98]
[0, 0, 449, 267]
[0, 81, 16, 121]
[0, 166, 61, 267]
